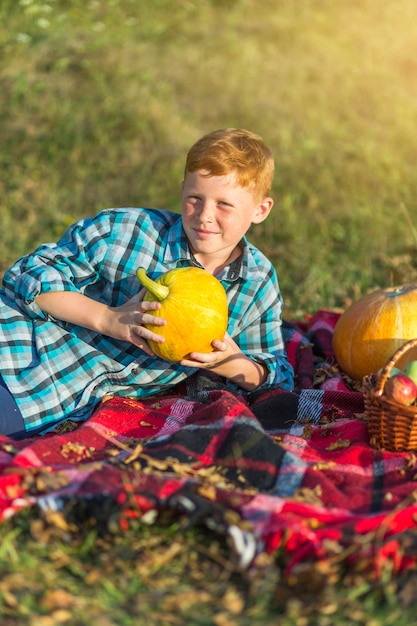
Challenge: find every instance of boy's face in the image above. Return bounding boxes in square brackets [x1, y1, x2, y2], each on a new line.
[181, 170, 273, 272]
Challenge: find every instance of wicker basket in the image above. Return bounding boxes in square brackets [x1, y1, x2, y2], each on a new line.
[363, 338, 417, 451]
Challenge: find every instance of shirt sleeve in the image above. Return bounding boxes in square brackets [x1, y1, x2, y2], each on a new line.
[225, 264, 294, 391]
[1, 212, 113, 320]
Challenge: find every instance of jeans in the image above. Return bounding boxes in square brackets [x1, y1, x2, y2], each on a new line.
[0, 375, 27, 439]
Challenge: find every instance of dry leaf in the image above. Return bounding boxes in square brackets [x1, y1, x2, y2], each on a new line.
[139, 420, 158, 429]
[213, 612, 239, 626]
[293, 485, 323, 506]
[302, 424, 314, 440]
[313, 461, 336, 471]
[198, 483, 218, 501]
[123, 443, 143, 464]
[41, 589, 76, 611]
[325, 439, 351, 451]
[136, 542, 184, 579]
[222, 587, 245, 614]
[162, 589, 211, 612]
[5, 482, 24, 499]
[22, 469, 71, 495]
[2, 589, 18, 608]
[1, 443, 19, 454]
[353, 412, 368, 422]
[138, 453, 170, 471]
[60, 441, 95, 461]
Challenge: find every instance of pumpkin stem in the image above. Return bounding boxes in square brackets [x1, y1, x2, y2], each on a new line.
[136, 268, 169, 301]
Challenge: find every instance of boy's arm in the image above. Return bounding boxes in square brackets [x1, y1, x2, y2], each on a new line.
[35, 291, 166, 355]
[36, 292, 111, 333]
[36, 292, 265, 386]
[180, 333, 267, 391]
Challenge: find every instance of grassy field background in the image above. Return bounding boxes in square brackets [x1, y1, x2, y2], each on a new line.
[2, 0, 417, 317]
[2, 1, 417, 624]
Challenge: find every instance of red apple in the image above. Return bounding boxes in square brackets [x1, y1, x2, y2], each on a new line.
[384, 374, 417, 406]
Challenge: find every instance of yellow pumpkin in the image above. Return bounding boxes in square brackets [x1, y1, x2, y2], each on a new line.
[136, 266, 228, 362]
[332, 284, 417, 380]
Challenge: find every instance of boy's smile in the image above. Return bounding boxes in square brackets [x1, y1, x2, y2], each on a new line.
[181, 170, 273, 274]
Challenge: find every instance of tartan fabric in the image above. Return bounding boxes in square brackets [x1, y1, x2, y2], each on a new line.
[0, 207, 292, 431]
[1, 309, 416, 576]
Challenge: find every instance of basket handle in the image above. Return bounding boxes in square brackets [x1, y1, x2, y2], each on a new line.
[374, 338, 417, 397]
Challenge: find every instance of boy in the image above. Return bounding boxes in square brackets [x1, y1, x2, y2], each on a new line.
[0, 128, 294, 438]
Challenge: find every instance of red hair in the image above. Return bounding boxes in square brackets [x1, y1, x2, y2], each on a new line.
[185, 128, 274, 200]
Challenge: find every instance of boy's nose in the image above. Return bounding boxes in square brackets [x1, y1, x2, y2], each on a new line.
[199, 201, 214, 223]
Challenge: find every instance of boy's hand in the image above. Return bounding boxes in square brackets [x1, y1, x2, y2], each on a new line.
[101, 292, 166, 356]
[180, 334, 267, 391]
[180, 336, 230, 368]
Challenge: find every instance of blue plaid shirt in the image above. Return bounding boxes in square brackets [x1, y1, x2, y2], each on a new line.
[0, 208, 293, 433]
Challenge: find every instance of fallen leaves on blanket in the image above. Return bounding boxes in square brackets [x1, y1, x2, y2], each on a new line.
[301, 423, 314, 439]
[22, 468, 72, 495]
[353, 412, 368, 422]
[60, 441, 95, 461]
[313, 364, 340, 387]
[52, 419, 81, 434]
[119, 449, 258, 494]
[139, 454, 181, 473]
[122, 442, 143, 463]
[4, 481, 25, 499]
[312, 461, 336, 471]
[139, 420, 159, 429]
[1, 442, 20, 455]
[292, 485, 323, 506]
[341, 373, 366, 393]
[325, 438, 351, 451]
[404, 453, 417, 471]
[198, 483, 218, 501]
[313, 362, 365, 393]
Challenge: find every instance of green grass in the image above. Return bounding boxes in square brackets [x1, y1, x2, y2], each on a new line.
[2, 0, 417, 315]
[2, 0, 417, 623]
[1, 508, 417, 626]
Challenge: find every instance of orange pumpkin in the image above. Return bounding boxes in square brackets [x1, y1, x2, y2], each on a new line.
[332, 284, 417, 380]
[136, 266, 228, 362]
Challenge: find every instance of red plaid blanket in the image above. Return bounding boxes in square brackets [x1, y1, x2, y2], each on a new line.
[2, 310, 416, 576]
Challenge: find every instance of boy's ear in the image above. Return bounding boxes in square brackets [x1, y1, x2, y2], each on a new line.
[252, 197, 274, 224]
